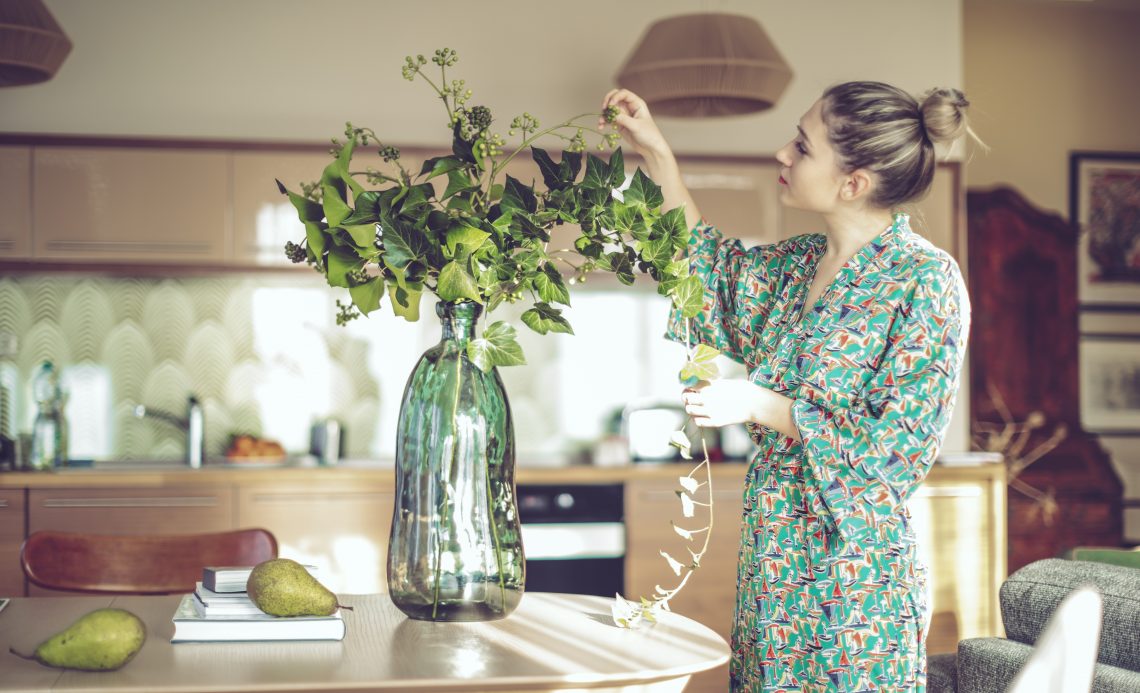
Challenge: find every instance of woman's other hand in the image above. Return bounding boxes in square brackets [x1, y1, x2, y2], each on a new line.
[682, 379, 764, 428]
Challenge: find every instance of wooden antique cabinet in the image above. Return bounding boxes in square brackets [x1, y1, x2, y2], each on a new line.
[0, 489, 26, 596]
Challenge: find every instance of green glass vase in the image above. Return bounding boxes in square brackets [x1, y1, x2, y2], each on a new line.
[387, 301, 525, 621]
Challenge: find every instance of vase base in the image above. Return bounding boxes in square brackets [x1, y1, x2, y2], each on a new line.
[391, 593, 522, 622]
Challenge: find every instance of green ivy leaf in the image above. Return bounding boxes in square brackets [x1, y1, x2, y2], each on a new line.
[349, 276, 385, 316]
[437, 263, 482, 303]
[583, 153, 610, 189]
[607, 147, 626, 189]
[419, 155, 464, 180]
[531, 147, 564, 191]
[533, 263, 570, 306]
[574, 235, 604, 259]
[304, 222, 329, 270]
[468, 321, 526, 372]
[342, 223, 378, 248]
[622, 168, 664, 210]
[444, 169, 479, 200]
[446, 223, 489, 258]
[452, 120, 476, 164]
[521, 303, 573, 335]
[388, 283, 422, 322]
[501, 175, 538, 215]
[656, 206, 689, 252]
[638, 235, 673, 268]
[276, 180, 324, 222]
[672, 274, 704, 318]
[326, 247, 362, 289]
[322, 181, 351, 227]
[322, 137, 364, 199]
[607, 251, 636, 286]
[381, 220, 432, 273]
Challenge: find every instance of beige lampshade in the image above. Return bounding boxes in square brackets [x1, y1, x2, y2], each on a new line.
[615, 13, 793, 118]
[0, 0, 72, 87]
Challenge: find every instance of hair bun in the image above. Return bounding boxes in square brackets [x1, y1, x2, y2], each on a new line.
[919, 88, 970, 144]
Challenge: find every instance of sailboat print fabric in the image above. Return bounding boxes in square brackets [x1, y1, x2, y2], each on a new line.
[667, 214, 969, 692]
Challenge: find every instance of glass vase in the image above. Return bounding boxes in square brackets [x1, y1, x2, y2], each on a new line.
[387, 301, 525, 621]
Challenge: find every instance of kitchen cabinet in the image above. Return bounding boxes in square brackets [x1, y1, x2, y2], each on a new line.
[0, 147, 32, 258]
[236, 481, 394, 594]
[26, 485, 234, 595]
[231, 151, 335, 266]
[31, 147, 229, 264]
[0, 489, 26, 596]
[626, 461, 1005, 693]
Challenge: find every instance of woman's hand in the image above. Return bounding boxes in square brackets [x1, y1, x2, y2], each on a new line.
[599, 89, 702, 230]
[600, 89, 672, 166]
[682, 379, 801, 440]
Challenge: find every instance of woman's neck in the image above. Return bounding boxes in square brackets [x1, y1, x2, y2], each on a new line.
[819, 207, 895, 261]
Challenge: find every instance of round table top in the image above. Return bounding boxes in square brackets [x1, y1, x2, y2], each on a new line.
[0, 591, 730, 692]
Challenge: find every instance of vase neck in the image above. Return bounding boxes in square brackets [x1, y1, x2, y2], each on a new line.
[437, 301, 482, 346]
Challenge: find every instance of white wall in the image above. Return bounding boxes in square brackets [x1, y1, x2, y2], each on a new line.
[2, 1, 962, 154]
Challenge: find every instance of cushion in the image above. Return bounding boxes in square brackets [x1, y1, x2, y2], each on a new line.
[958, 638, 1140, 693]
[1000, 558, 1140, 671]
[927, 652, 958, 692]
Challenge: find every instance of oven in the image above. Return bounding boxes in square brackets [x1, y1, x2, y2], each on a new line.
[517, 483, 625, 597]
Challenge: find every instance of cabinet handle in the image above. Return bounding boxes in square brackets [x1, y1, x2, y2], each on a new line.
[0, 240, 13, 250]
[0, 499, 8, 508]
[44, 240, 211, 254]
[42, 497, 218, 508]
[250, 492, 393, 504]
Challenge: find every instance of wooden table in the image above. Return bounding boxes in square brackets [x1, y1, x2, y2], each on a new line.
[0, 592, 729, 692]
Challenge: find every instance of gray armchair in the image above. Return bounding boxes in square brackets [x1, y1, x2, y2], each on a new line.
[929, 558, 1140, 693]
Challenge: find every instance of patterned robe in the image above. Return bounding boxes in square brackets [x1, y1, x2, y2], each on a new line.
[667, 214, 969, 692]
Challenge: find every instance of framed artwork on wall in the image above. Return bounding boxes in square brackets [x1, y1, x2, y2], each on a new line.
[1079, 310, 1140, 434]
[1071, 151, 1140, 307]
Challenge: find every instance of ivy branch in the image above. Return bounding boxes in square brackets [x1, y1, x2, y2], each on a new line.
[613, 321, 720, 628]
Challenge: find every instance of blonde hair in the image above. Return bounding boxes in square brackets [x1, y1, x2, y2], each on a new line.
[820, 81, 979, 208]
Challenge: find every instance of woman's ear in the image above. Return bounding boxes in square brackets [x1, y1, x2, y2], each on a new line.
[841, 169, 876, 202]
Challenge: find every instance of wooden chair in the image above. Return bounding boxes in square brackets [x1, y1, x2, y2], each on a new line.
[20, 528, 278, 594]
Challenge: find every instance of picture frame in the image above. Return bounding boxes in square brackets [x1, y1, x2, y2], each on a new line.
[1071, 151, 1140, 307]
[1079, 310, 1140, 434]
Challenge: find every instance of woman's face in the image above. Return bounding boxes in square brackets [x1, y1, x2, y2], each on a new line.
[774, 99, 848, 214]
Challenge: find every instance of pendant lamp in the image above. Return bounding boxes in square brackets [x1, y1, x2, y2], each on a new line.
[0, 0, 72, 87]
[615, 13, 793, 118]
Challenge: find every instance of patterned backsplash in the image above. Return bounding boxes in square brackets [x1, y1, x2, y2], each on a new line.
[0, 274, 701, 463]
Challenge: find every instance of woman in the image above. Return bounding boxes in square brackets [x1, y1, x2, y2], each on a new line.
[601, 82, 976, 691]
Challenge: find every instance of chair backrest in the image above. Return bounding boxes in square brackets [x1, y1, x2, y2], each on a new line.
[21, 528, 278, 594]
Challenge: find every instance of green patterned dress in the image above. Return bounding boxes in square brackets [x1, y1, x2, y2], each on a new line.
[667, 214, 969, 692]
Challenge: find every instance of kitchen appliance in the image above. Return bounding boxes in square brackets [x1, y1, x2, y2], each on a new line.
[309, 418, 344, 466]
[517, 484, 624, 597]
[622, 401, 723, 462]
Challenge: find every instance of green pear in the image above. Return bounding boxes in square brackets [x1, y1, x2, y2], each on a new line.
[10, 608, 146, 671]
[246, 558, 347, 617]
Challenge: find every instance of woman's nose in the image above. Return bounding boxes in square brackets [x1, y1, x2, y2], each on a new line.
[775, 143, 793, 167]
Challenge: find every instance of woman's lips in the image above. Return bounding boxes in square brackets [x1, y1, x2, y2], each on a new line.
[778, 175, 788, 185]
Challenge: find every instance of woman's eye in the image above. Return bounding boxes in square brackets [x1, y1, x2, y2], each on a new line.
[795, 141, 808, 155]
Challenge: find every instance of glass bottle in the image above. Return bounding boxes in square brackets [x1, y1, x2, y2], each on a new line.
[29, 361, 67, 471]
[387, 301, 524, 621]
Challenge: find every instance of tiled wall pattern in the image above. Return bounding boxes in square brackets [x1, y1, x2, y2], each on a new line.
[0, 275, 705, 463]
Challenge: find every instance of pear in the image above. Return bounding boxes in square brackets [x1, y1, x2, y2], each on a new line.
[10, 608, 146, 671]
[246, 558, 349, 617]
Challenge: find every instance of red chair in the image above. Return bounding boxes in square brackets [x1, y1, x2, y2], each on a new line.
[21, 528, 277, 594]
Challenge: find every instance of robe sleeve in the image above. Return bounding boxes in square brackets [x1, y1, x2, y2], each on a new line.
[665, 220, 797, 365]
[791, 256, 970, 545]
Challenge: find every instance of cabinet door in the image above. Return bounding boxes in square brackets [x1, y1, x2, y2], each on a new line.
[626, 472, 744, 693]
[0, 489, 26, 596]
[909, 471, 1006, 653]
[0, 147, 32, 258]
[231, 151, 333, 266]
[26, 486, 234, 595]
[32, 147, 228, 263]
[237, 482, 394, 594]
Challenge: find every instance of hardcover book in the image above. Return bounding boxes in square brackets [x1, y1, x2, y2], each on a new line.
[171, 594, 346, 642]
[202, 564, 318, 593]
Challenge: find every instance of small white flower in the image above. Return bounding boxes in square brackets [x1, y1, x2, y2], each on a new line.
[678, 475, 700, 494]
[671, 521, 693, 540]
[668, 430, 692, 460]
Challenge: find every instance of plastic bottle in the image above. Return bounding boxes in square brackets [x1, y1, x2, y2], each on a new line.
[28, 361, 67, 470]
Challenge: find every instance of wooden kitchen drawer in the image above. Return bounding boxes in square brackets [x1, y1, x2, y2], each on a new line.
[0, 147, 32, 259]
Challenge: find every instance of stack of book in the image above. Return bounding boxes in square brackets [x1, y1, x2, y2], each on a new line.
[171, 565, 345, 642]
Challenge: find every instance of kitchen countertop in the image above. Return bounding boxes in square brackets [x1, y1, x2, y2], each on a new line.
[0, 452, 1003, 489]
